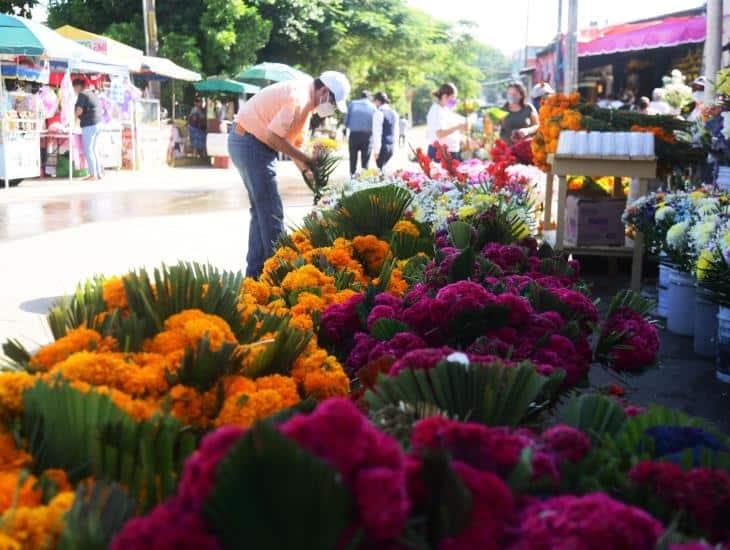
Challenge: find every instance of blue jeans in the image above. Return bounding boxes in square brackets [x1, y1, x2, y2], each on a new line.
[228, 131, 283, 278]
[81, 124, 102, 177]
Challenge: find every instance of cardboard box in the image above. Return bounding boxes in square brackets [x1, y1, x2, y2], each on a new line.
[564, 195, 626, 247]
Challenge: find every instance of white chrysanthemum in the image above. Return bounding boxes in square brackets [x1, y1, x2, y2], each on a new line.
[690, 218, 718, 252]
[666, 220, 690, 250]
[655, 206, 676, 223]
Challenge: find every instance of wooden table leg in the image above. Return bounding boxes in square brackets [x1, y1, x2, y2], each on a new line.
[555, 175, 567, 249]
[629, 178, 649, 292]
[543, 171, 554, 230]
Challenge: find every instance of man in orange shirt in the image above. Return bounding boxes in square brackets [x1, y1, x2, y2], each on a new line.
[229, 71, 350, 277]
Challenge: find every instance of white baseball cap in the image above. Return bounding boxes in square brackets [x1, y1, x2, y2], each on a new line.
[531, 82, 555, 99]
[319, 70, 351, 112]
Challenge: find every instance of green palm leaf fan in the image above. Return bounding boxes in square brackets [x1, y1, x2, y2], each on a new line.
[331, 185, 413, 239]
[203, 421, 351, 550]
[365, 360, 564, 427]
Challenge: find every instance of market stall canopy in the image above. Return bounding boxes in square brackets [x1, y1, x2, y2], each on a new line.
[140, 56, 201, 82]
[194, 77, 260, 95]
[0, 15, 129, 74]
[578, 15, 706, 57]
[0, 15, 44, 55]
[55, 24, 143, 71]
[235, 62, 310, 85]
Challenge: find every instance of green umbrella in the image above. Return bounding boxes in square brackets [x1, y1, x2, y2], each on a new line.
[0, 14, 45, 55]
[235, 62, 310, 85]
[194, 77, 260, 95]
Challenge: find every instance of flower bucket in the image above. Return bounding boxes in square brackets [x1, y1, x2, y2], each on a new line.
[694, 287, 718, 357]
[656, 263, 673, 318]
[667, 271, 696, 336]
[717, 305, 730, 383]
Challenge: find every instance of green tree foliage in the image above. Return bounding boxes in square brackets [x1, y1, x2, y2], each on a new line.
[0, 0, 38, 17]
[45, 0, 507, 120]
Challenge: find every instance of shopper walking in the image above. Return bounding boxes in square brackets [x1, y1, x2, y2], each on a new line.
[426, 82, 467, 161]
[345, 91, 375, 175]
[228, 71, 350, 277]
[371, 91, 398, 171]
[398, 116, 409, 147]
[73, 78, 103, 181]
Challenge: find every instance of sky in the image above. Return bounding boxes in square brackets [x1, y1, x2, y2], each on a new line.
[409, 0, 705, 53]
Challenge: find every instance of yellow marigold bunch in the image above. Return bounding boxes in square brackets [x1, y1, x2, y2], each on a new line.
[0, 532, 19, 550]
[0, 372, 36, 417]
[291, 339, 349, 398]
[48, 351, 169, 397]
[393, 220, 420, 238]
[290, 230, 314, 253]
[0, 472, 42, 513]
[102, 276, 128, 311]
[145, 309, 236, 355]
[352, 235, 390, 274]
[30, 328, 117, 371]
[0, 490, 74, 549]
[214, 375, 300, 428]
[281, 265, 334, 292]
[0, 432, 31, 471]
[532, 93, 582, 171]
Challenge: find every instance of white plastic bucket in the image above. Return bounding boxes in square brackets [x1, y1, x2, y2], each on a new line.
[717, 306, 730, 383]
[667, 271, 696, 336]
[656, 263, 673, 318]
[694, 287, 718, 357]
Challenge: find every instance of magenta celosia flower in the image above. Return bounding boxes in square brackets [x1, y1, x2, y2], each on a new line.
[549, 288, 598, 328]
[495, 293, 533, 325]
[320, 293, 365, 344]
[368, 332, 428, 365]
[389, 346, 454, 375]
[603, 307, 660, 373]
[541, 425, 591, 463]
[401, 297, 450, 340]
[513, 493, 664, 550]
[346, 332, 379, 373]
[281, 398, 409, 541]
[482, 243, 527, 272]
[533, 334, 590, 387]
[630, 460, 730, 542]
[439, 461, 514, 550]
[111, 498, 221, 549]
[367, 304, 399, 331]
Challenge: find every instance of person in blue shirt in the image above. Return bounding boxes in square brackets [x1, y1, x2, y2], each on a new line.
[345, 91, 375, 175]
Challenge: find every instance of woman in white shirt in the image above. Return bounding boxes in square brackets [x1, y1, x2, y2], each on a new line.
[426, 82, 467, 160]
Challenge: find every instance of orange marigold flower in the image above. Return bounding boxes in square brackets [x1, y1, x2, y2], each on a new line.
[0, 533, 20, 550]
[352, 235, 390, 273]
[0, 372, 36, 416]
[145, 310, 236, 356]
[290, 230, 314, 253]
[255, 375, 300, 407]
[39, 469, 71, 493]
[102, 276, 128, 311]
[0, 490, 74, 549]
[387, 269, 409, 297]
[0, 471, 41, 513]
[392, 220, 420, 238]
[240, 278, 272, 305]
[0, 432, 31, 471]
[167, 384, 215, 427]
[281, 265, 334, 292]
[221, 375, 257, 399]
[30, 328, 117, 371]
[303, 367, 350, 399]
[215, 389, 289, 428]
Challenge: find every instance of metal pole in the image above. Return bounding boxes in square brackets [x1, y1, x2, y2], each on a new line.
[557, 0, 563, 34]
[564, 0, 578, 93]
[705, 0, 722, 103]
[1, 75, 7, 189]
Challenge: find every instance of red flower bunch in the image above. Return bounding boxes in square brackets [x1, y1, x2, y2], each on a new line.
[513, 492, 664, 550]
[413, 146, 432, 178]
[432, 141, 467, 183]
[511, 138, 534, 165]
[602, 307, 660, 373]
[630, 460, 730, 542]
[488, 140, 516, 190]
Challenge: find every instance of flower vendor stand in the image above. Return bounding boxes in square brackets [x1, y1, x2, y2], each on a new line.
[545, 152, 657, 291]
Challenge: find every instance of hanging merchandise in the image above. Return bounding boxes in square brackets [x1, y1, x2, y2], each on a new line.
[59, 70, 75, 127]
[38, 85, 58, 119]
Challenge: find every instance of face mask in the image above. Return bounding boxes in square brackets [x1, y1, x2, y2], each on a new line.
[507, 93, 520, 104]
[316, 95, 336, 117]
[693, 91, 704, 103]
[446, 98, 457, 109]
